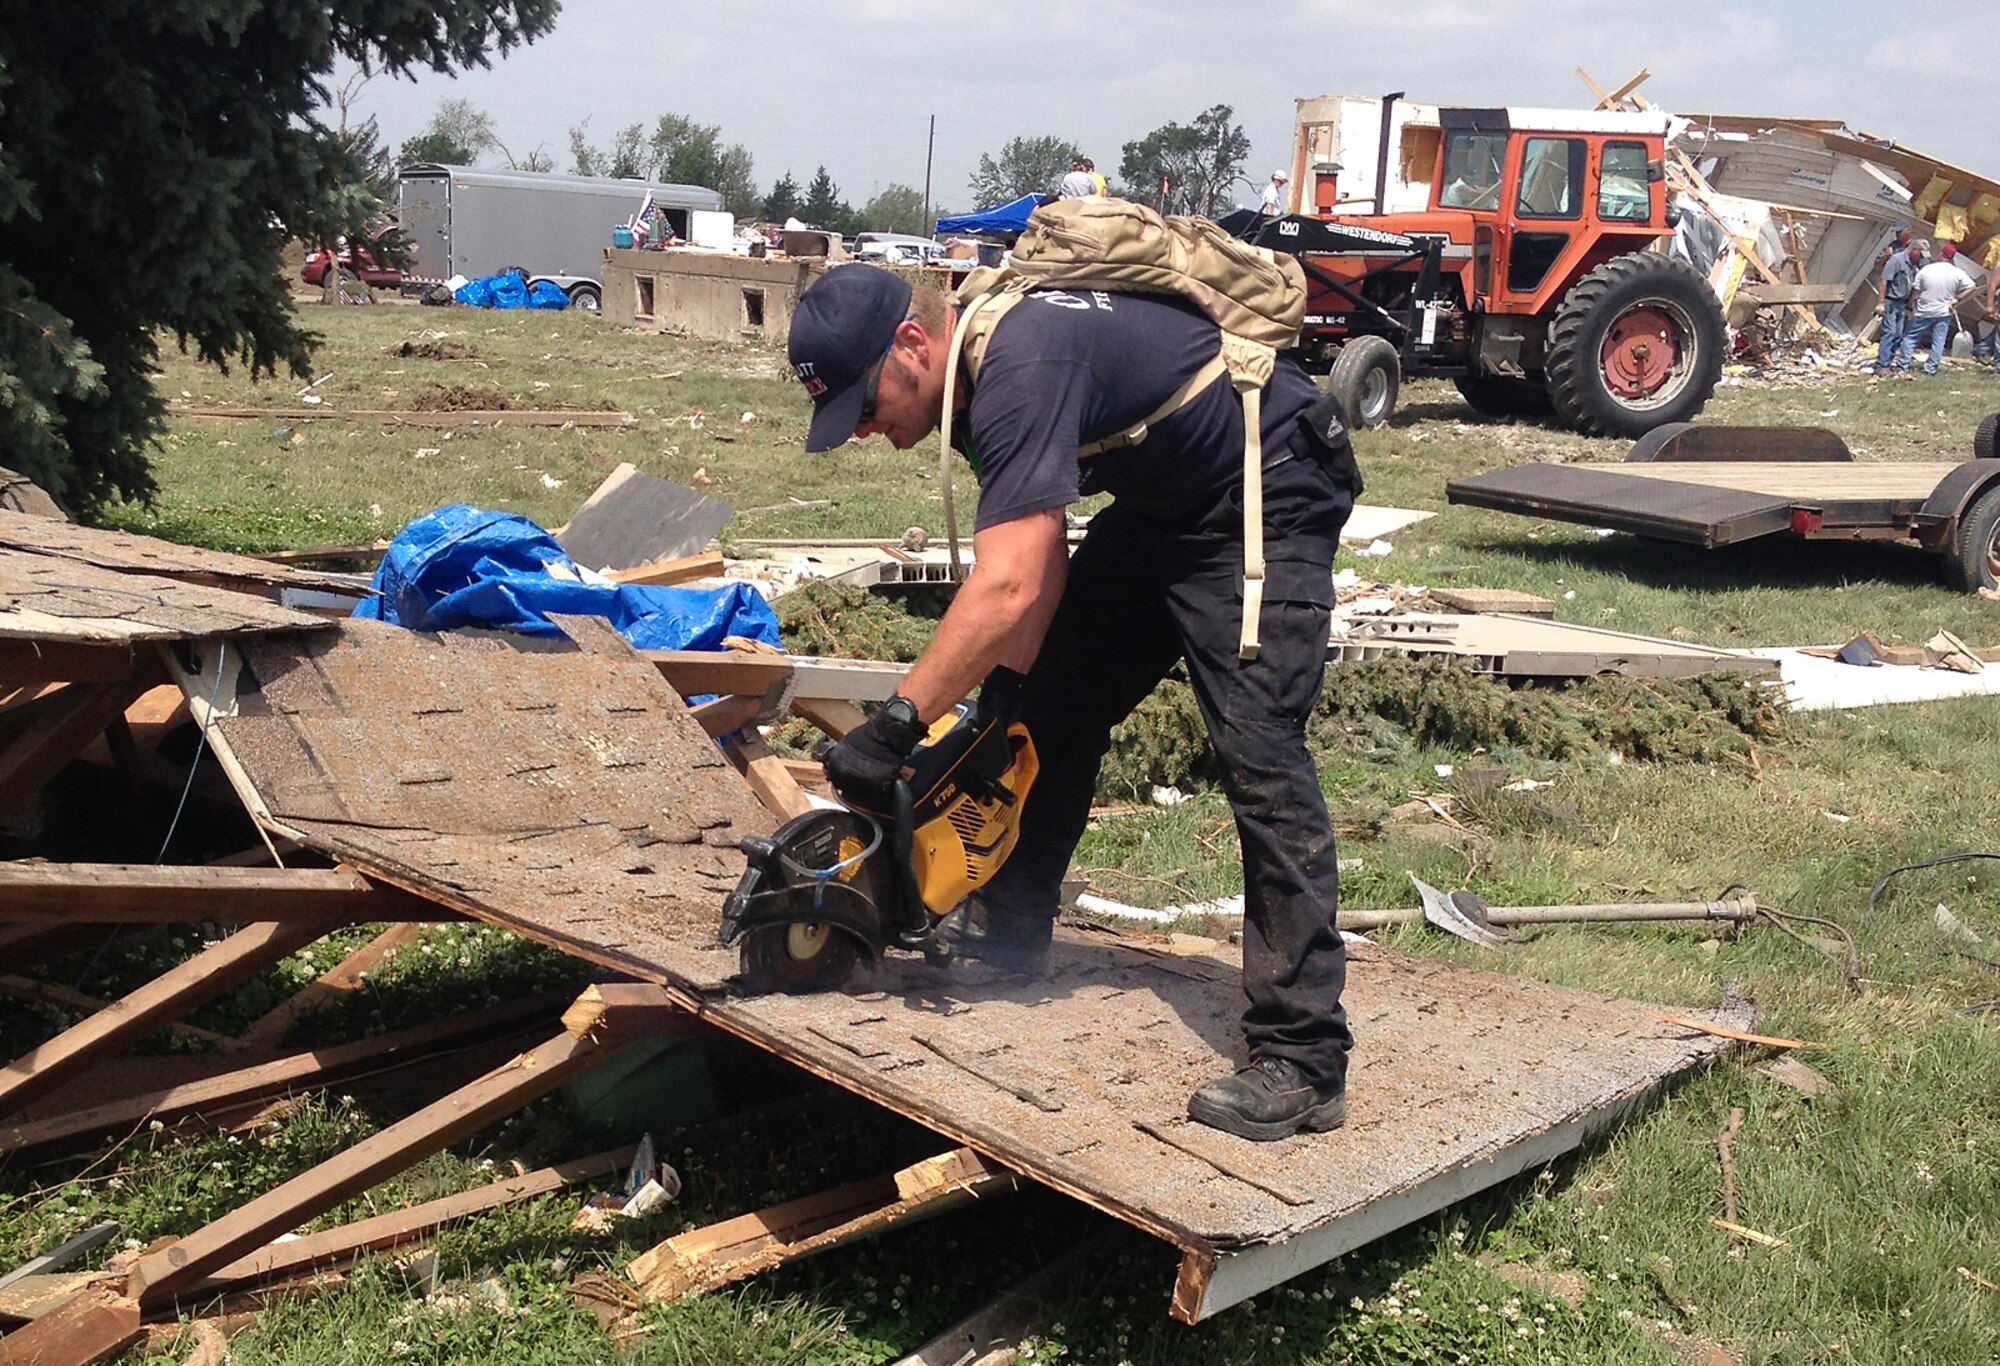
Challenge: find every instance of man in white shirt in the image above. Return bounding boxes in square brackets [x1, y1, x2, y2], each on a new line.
[1057, 158, 1096, 200]
[1901, 242, 1977, 378]
[1260, 169, 1289, 215]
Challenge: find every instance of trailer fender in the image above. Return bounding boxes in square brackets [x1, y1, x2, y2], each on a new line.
[1913, 460, 2000, 552]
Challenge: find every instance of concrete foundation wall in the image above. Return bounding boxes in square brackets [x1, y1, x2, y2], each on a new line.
[601, 249, 824, 342]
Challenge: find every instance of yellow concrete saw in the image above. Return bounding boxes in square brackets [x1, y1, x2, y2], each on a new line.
[720, 683, 1039, 993]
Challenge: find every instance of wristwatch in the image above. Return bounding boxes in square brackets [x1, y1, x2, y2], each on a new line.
[877, 695, 925, 755]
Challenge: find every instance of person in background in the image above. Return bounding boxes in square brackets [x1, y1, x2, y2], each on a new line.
[1260, 169, 1289, 215]
[1058, 158, 1097, 200]
[1985, 254, 2000, 380]
[1084, 158, 1107, 196]
[1874, 231, 1918, 374]
[1874, 222, 1914, 272]
[1901, 242, 1976, 379]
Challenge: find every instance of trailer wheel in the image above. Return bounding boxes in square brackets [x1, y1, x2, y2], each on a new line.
[1545, 252, 1725, 439]
[1975, 412, 1999, 460]
[1454, 375, 1554, 419]
[1952, 483, 2000, 592]
[567, 282, 602, 313]
[1327, 336, 1401, 428]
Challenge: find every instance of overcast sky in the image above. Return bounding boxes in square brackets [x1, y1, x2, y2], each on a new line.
[345, 0, 1996, 213]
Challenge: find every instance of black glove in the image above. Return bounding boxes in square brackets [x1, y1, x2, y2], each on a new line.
[824, 696, 926, 809]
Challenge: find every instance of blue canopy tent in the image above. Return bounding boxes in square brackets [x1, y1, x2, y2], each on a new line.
[935, 194, 1052, 237]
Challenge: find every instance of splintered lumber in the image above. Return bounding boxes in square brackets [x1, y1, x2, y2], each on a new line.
[647, 648, 793, 700]
[0, 676, 157, 819]
[0, 863, 444, 924]
[724, 734, 815, 822]
[0, 995, 568, 1153]
[197, 1145, 636, 1292]
[0, 917, 347, 1118]
[789, 696, 867, 741]
[0, 1283, 141, 1366]
[561, 982, 699, 1045]
[0, 1222, 120, 1297]
[235, 923, 425, 1050]
[626, 1147, 1016, 1302]
[603, 551, 725, 587]
[125, 1029, 632, 1303]
[178, 405, 635, 428]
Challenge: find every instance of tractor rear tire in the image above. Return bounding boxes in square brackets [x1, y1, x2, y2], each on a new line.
[1454, 375, 1554, 419]
[1545, 252, 1725, 439]
[1327, 336, 1401, 428]
[1974, 411, 1998, 460]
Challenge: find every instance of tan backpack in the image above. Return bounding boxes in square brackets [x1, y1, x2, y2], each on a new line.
[937, 197, 1307, 659]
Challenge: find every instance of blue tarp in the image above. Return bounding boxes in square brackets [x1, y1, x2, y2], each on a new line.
[353, 504, 778, 653]
[452, 274, 570, 310]
[935, 194, 1052, 237]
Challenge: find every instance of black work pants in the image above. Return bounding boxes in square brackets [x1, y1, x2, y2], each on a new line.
[982, 447, 1354, 1091]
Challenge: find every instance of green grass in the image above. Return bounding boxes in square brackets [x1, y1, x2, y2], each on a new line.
[11, 303, 2000, 1363]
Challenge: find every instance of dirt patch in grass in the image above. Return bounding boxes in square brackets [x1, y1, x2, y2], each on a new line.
[409, 383, 514, 411]
[392, 338, 481, 361]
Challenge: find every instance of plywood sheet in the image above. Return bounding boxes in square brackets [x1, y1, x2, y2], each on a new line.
[694, 935, 1744, 1253]
[1613, 461, 1959, 499]
[185, 621, 1750, 1300]
[0, 548, 326, 643]
[194, 620, 772, 988]
[557, 464, 731, 572]
[0, 509, 354, 596]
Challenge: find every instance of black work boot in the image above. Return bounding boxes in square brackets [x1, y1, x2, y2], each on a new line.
[935, 897, 1053, 972]
[1186, 1058, 1347, 1141]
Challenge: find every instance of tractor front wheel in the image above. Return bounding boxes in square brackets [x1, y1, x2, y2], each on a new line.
[1326, 336, 1401, 428]
[1545, 253, 1725, 439]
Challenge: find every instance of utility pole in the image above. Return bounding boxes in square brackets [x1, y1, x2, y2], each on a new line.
[922, 114, 936, 230]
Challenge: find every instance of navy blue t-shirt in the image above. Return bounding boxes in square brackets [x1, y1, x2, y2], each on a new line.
[959, 290, 1320, 531]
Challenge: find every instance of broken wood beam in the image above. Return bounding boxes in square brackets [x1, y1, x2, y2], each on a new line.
[0, 917, 347, 1118]
[626, 1147, 1016, 1302]
[0, 1221, 120, 1297]
[196, 1145, 636, 1292]
[0, 995, 568, 1153]
[724, 734, 815, 822]
[125, 1029, 635, 1304]
[603, 551, 725, 587]
[688, 693, 763, 740]
[645, 650, 907, 705]
[0, 863, 448, 924]
[176, 406, 635, 428]
[0, 1283, 141, 1366]
[560, 982, 701, 1045]
[234, 922, 424, 1051]
[789, 696, 867, 741]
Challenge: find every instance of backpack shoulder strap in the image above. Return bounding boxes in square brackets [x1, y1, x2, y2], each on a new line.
[936, 278, 1031, 578]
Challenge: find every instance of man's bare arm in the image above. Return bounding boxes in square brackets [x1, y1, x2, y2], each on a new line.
[895, 508, 1068, 722]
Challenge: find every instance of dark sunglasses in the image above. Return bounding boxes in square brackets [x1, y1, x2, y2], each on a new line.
[857, 315, 915, 430]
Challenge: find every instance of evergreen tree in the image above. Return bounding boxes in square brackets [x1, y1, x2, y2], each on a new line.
[763, 172, 803, 224]
[800, 165, 854, 234]
[0, 1, 558, 510]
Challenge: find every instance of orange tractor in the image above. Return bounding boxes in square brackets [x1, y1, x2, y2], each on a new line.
[1225, 105, 1726, 437]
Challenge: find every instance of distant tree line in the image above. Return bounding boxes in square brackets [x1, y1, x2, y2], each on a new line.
[392, 99, 1256, 235]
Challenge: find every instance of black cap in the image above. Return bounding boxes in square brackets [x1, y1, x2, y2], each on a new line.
[788, 265, 913, 452]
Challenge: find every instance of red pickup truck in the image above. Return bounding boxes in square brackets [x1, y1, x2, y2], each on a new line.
[301, 228, 405, 289]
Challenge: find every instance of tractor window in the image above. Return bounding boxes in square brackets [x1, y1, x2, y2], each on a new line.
[1598, 141, 1653, 221]
[1438, 131, 1507, 211]
[1515, 138, 1585, 219]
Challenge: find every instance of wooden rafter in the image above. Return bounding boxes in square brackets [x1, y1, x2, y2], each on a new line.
[234, 922, 425, 1050]
[0, 863, 447, 924]
[0, 917, 347, 1118]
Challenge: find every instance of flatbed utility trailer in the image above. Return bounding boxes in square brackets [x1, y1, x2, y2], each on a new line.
[1446, 421, 2000, 591]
